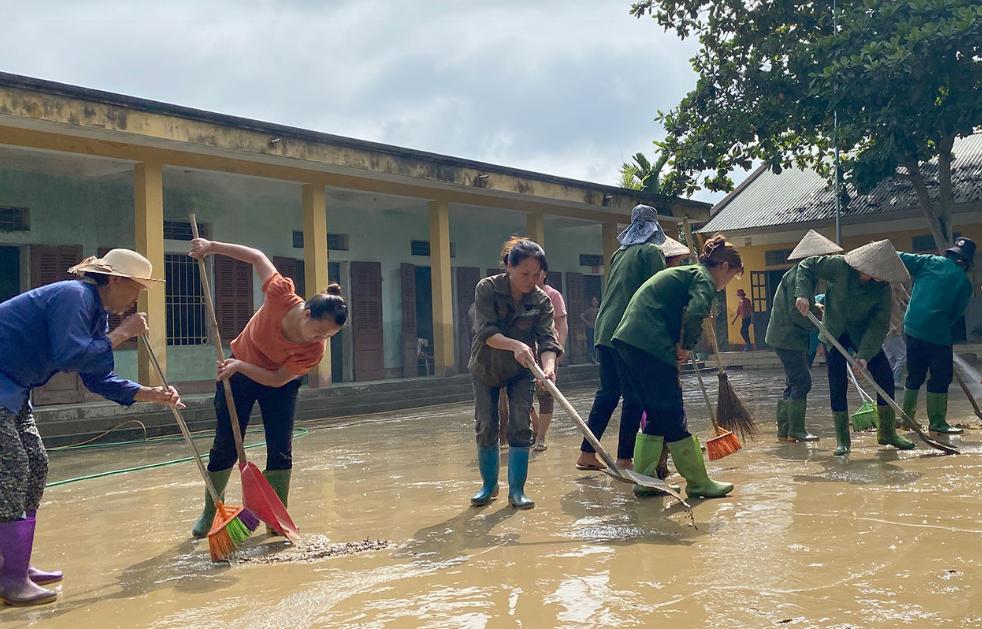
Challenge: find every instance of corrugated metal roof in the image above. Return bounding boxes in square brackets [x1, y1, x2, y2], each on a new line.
[700, 134, 982, 233]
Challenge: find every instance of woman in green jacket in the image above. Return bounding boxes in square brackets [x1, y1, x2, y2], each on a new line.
[764, 230, 842, 442]
[794, 240, 913, 455]
[612, 234, 743, 499]
[576, 204, 682, 471]
[899, 237, 975, 434]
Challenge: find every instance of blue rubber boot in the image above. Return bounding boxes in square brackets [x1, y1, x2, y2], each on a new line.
[507, 447, 535, 510]
[470, 447, 500, 506]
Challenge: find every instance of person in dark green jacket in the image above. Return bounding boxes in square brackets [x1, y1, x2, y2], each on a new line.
[576, 205, 689, 471]
[794, 240, 913, 455]
[899, 237, 976, 434]
[469, 237, 562, 510]
[612, 234, 743, 500]
[764, 229, 842, 442]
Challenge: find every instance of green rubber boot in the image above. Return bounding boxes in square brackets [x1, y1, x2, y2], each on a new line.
[667, 435, 733, 499]
[927, 392, 962, 434]
[191, 468, 233, 539]
[902, 388, 919, 422]
[263, 469, 292, 536]
[632, 434, 681, 497]
[776, 400, 790, 441]
[833, 411, 851, 456]
[786, 399, 818, 442]
[877, 406, 915, 450]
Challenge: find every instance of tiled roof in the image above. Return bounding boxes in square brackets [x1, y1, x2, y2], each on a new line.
[700, 134, 982, 233]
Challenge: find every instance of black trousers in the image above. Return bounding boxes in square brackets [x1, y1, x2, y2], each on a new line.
[825, 333, 894, 412]
[614, 340, 690, 443]
[905, 334, 953, 394]
[774, 347, 812, 401]
[581, 345, 643, 460]
[207, 372, 303, 472]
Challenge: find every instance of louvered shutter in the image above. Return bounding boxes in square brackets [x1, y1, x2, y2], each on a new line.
[214, 257, 254, 342]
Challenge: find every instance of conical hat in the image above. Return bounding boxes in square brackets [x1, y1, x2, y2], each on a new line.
[843, 240, 910, 283]
[660, 236, 691, 259]
[788, 229, 843, 260]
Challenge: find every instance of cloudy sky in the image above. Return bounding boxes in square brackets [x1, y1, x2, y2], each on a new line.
[5, 1, 726, 201]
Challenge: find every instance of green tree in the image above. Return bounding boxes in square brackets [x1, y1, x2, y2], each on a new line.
[619, 148, 681, 196]
[631, 0, 982, 249]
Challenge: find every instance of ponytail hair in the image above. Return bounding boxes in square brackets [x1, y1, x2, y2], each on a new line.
[501, 236, 547, 271]
[698, 234, 744, 272]
[306, 283, 348, 326]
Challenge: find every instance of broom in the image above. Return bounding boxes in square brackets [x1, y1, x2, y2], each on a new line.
[140, 335, 259, 560]
[689, 353, 741, 460]
[682, 218, 758, 442]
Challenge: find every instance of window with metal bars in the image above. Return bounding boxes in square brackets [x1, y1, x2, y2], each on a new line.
[164, 220, 208, 241]
[165, 253, 207, 345]
[0, 207, 29, 232]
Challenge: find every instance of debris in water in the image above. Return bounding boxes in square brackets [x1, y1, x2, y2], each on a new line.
[240, 535, 391, 564]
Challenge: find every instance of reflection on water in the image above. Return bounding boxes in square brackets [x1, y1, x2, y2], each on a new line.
[12, 369, 982, 628]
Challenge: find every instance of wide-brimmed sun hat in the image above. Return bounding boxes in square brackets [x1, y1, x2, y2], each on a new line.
[68, 249, 164, 289]
[618, 204, 666, 249]
[660, 235, 690, 259]
[788, 229, 843, 260]
[844, 240, 910, 283]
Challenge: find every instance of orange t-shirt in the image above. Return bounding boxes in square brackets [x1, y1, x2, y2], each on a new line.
[229, 273, 325, 376]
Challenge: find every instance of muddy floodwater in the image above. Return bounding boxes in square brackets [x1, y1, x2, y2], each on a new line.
[7, 369, 982, 628]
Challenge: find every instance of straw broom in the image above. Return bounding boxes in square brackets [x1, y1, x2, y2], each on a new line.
[140, 335, 259, 561]
[682, 219, 758, 442]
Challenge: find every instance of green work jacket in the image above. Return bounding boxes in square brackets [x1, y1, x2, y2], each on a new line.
[899, 253, 973, 346]
[468, 273, 563, 386]
[593, 244, 667, 349]
[764, 264, 822, 351]
[794, 255, 890, 360]
[612, 264, 716, 367]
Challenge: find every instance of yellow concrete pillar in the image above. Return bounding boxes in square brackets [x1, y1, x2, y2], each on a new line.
[526, 212, 545, 246]
[303, 183, 332, 388]
[429, 199, 455, 377]
[602, 222, 619, 281]
[134, 161, 166, 386]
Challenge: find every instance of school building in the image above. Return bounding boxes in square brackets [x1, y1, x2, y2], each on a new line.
[700, 134, 982, 350]
[0, 72, 711, 407]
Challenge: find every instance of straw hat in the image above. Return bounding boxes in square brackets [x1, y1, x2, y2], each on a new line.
[660, 235, 690, 259]
[68, 249, 164, 289]
[788, 229, 843, 260]
[843, 240, 910, 283]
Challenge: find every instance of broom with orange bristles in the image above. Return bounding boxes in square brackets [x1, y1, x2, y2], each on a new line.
[141, 335, 259, 560]
[688, 352, 741, 461]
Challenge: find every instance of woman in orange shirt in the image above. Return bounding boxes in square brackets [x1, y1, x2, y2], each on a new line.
[188, 238, 348, 539]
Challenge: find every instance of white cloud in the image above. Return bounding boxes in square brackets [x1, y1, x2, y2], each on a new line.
[4, 1, 702, 187]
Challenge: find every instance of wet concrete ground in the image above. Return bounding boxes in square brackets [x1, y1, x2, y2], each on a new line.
[7, 369, 982, 628]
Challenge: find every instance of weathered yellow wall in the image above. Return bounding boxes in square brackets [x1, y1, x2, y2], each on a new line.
[722, 222, 982, 345]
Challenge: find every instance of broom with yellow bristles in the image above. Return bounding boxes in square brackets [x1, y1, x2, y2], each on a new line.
[141, 335, 259, 560]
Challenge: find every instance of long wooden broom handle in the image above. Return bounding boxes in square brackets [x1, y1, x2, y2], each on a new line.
[140, 334, 225, 508]
[189, 213, 249, 464]
[805, 311, 958, 454]
[527, 362, 622, 475]
[689, 354, 720, 430]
